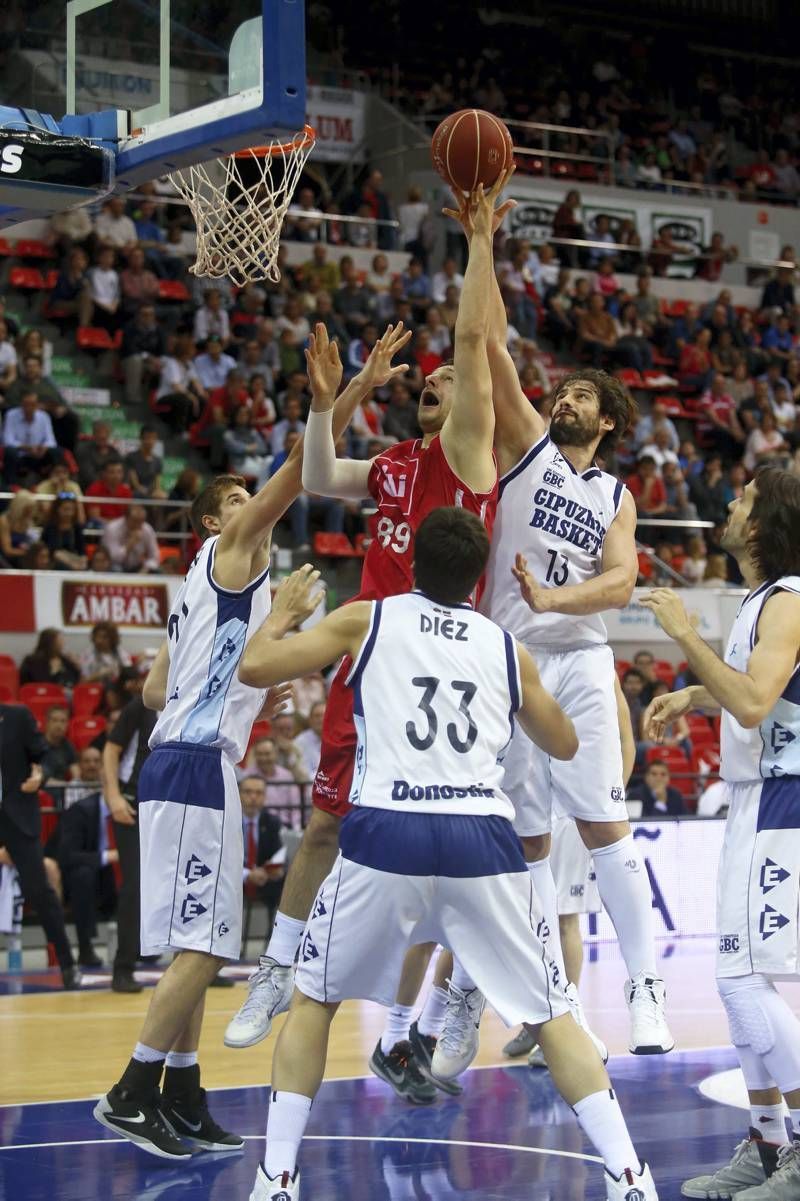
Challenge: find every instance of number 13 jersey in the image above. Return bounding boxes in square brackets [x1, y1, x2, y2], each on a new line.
[359, 435, 497, 602]
[481, 432, 627, 649]
[346, 591, 520, 819]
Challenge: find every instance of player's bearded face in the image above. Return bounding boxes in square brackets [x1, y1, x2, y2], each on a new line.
[418, 369, 455, 432]
[549, 396, 602, 447]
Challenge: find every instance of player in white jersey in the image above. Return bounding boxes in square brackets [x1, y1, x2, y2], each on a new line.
[642, 468, 800, 1201]
[92, 324, 413, 1160]
[435, 188, 673, 1062]
[239, 507, 658, 1201]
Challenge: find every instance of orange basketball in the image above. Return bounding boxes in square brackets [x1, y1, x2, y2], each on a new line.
[431, 109, 514, 193]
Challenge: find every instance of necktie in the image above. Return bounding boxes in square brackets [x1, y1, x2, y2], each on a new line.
[247, 819, 258, 869]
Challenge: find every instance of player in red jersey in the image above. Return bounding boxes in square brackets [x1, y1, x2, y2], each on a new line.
[224, 176, 512, 1071]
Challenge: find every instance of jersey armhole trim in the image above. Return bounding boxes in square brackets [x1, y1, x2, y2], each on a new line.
[751, 581, 800, 650]
[344, 601, 383, 688]
[612, 479, 625, 514]
[206, 538, 270, 598]
[498, 432, 550, 496]
[503, 631, 522, 713]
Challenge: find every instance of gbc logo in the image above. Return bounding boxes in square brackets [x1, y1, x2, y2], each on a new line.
[719, 935, 740, 953]
[543, 469, 564, 488]
[0, 144, 23, 175]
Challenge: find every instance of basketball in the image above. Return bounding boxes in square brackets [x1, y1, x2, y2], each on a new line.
[431, 109, 514, 193]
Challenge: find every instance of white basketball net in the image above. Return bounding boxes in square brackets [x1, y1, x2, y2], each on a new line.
[168, 127, 315, 285]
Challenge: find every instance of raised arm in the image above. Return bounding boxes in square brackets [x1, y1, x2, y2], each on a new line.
[512, 489, 638, 618]
[640, 587, 800, 729]
[239, 565, 371, 688]
[438, 182, 499, 492]
[515, 643, 578, 760]
[302, 323, 411, 500]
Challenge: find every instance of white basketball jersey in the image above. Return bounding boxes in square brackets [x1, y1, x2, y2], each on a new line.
[150, 536, 270, 763]
[481, 433, 626, 648]
[721, 576, 800, 782]
[346, 592, 521, 819]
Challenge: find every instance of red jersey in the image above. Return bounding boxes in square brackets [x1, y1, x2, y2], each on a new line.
[357, 434, 497, 602]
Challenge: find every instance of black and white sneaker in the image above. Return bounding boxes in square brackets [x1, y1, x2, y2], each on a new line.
[409, 1021, 463, 1096]
[93, 1086, 193, 1159]
[369, 1039, 437, 1105]
[160, 1088, 244, 1153]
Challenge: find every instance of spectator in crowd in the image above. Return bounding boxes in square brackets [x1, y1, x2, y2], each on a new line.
[383, 381, 420, 441]
[23, 541, 52, 570]
[760, 266, 795, 316]
[294, 701, 325, 782]
[682, 535, 708, 584]
[291, 673, 327, 719]
[132, 198, 166, 265]
[50, 205, 94, 258]
[743, 409, 790, 473]
[401, 257, 433, 320]
[49, 247, 90, 323]
[238, 738, 300, 826]
[0, 700, 79, 988]
[698, 552, 732, 587]
[626, 454, 667, 518]
[193, 335, 238, 393]
[552, 189, 584, 263]
[302, 244, 340, 294]
[55, 755, 117, 966]
[101, 504, 160, 574]
[270, 394, 307, 456]
[125, 425, 165, 504]
[761, 313, 795, 367]
[36, 462, 84, 517]
[0, 489, 41, 567]
[94, 196, 137, 254]
[634, 401, 680, 453]
[164, 467, 202, 533]
[86, 461, 134, 521]
[0, 317, 17, 402]
[11, 355, 79, 454]
[1, 392, 59, 486]
[688, 454, 730, 524]
[772, 148, 800, 198]
[698, 372, 745, 459]
[41, 494, 87, 571]
[18, 330, 54, 381]
[193, 289, 231, 348]
[40, 704, 79, 784]
[275, 295, 311, 345]
[240, 775, 286, 912]
[79, 622, 132, 684]
[397, 185, 430, 263]
[119, 247, 160, 317]
[628, 759, 686, 817]
[614, 301, 654, 371]
[334, 260, 374, 335]
[270, 711, 308, 781]
[432, 256, 464, 304]
[19, 629, 81, 691]
[88, 545, 113, 573]
[577, 293, 629, 367]
[76, 421, 122, 490]
[695, 231, 737, 281]
[223, 407, 272, 486]
[79, 246, 121, 331]
[620, 667, 647, 740]
[155, 334, 207, 434]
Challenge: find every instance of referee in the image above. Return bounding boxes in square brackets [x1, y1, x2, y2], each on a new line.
[103, 692, 155, 993]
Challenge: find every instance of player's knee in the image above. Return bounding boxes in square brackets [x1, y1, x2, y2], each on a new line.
[717, 973, 776, 1055]
[304, 808, 342, 854]
[520, 834, 550, 861]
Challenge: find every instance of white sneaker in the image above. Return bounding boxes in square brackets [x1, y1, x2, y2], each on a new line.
[682, 1131, 772, 1198]
[502, 1026, 538, 1058]
[606, 1160, 659, 1200]
[224, 957, 294, 1049]
[249, 1163, 300, 1201]
[737, 1140, 800, 1200]
[565, 981, 609, 1064]
[625, 973, 674, 1055]
[430, 982, 485, 1081]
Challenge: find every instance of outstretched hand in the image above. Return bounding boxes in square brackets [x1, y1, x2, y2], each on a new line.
[642, 689, 694, 743]
[442, 164, 517, 240]
[271, 563, 325, 628]
[259, 681, 295, 720]
[305, 323, 343, 411]
[358, 322, 412, 391]
[511, 552, 551, 613]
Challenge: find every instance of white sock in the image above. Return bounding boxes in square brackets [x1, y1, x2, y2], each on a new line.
[165, 1050, 198, 1069]
[133, 1042, 166, 1064]
[264, 1089, 312, 1179]
[591, 835, 656, 980]
[383, 1160, 418, 1201]
[451, 961, 478, 992]
[751, 1103, 789, 1144]
[381, 1004, 414, 1055]
[573, 1088, 641, 1179]
[418, 985, 449, 1038]
[790, 1108, 800, 1141]
[527, 859, 567, 989]
[266, 912, 307, 967]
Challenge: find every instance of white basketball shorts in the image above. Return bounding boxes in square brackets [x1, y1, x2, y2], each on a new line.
[503, 643, 626, 837]
[137, 741, 243, 960]
[551, 813, 601, 915]
[716, 777, 800, 979]
[294, 808, 569, 1028]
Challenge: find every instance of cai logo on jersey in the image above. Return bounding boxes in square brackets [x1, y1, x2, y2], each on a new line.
[181, 893, 208, 923]
[375, 454, 419, 517]
[529, 487, 606, 556]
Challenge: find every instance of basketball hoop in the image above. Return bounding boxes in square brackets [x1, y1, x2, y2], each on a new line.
[168, 125, 315, 285]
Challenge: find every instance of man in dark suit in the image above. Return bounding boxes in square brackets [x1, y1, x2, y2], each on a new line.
[0, 703, 80, 988]
[56, 787, 118, 967]
[240, 775, 286, 917]
[628, 759, 687, 818]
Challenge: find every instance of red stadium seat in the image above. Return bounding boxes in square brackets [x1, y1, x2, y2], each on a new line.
[652, 660, 675, 687]
[77, 326, 117, 351]
[313, 532, 358, 558]
[0, 238, 12, 257]
[71, 682, 105, 717]
[637, 550, 654, 579]
[0, 655, 19, 699]
[690, 727, 718, 751]
[614, 369, 644, 389]
[687, 713, 714, 737]
[14, 239, 55, 259]
[68, 715, 107, 750]
[158, 279, 191, 302]
[19, 682, 68, 708]
[9, 266, 48, 292]
[645, 745, 688, 770]
[692, 745, 721, 778]
[0, 684, 16, 703]
[615, 659, 631, 679]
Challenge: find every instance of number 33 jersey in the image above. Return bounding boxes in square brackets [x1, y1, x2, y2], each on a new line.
[346, 592, 520, 819]
[481, 432, 627, 649]
[359, 435, 497, 602]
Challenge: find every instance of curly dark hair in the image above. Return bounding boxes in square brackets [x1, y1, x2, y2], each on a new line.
[748, 466, 800, 582]
[551, 368, 638, 458]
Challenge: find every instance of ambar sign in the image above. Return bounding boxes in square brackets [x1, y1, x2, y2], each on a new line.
[61, 581, 168, 627]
